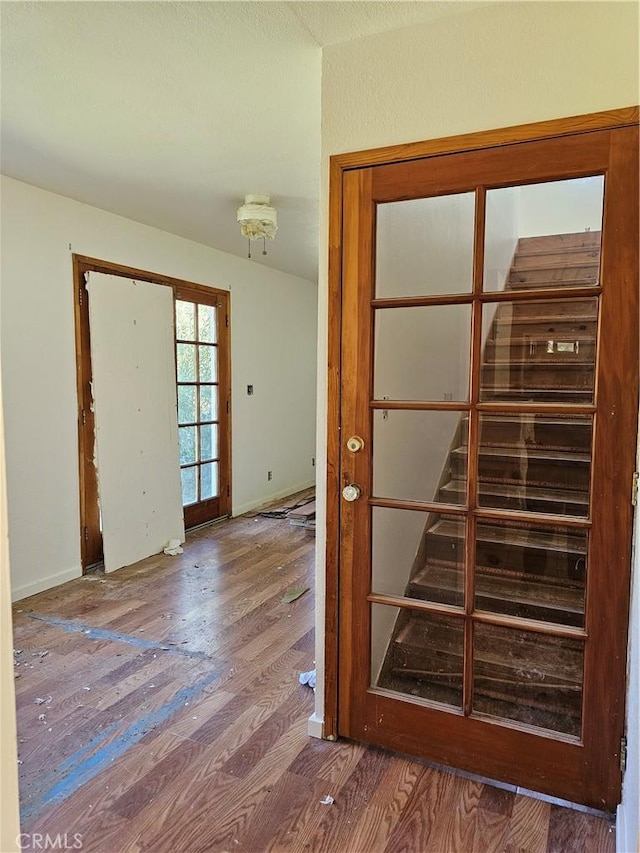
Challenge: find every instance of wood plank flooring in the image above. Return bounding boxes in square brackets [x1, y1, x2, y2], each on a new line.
[12, 498, 615, 852]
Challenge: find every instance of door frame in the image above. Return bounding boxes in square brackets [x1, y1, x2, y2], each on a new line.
[324, 106, 639, 787]
[73, 255, 232, 570]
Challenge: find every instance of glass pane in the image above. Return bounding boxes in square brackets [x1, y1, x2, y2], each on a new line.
[473, 623, 583, 737]
[176, 344, 196, 382]
[177, 385, 196, 425]
[200, 424, 218, 461]
[373, 604, 463, 708]
[477, 414, 592, 518]
[200, 385, 218, 422]
[475, 518, 586, 627]
[373, 410, 466, 504]
[372, 508, 464, 607]
[198, 304, 217, 343]
[376, 193, 475, 298]
[201, 462, 218, 499]
[480, 298, 597, 403]
[484, 177, 603, 293]
[374, 305, 471, 402]
[181, 467, 197, 506]
[198, 345, 218, 382]
[179, 426, 197, 465]
[176, 300, 196, 340]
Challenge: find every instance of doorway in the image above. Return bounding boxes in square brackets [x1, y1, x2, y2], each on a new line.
[327, 111, 638, 810]
[73, 256, 231, 569]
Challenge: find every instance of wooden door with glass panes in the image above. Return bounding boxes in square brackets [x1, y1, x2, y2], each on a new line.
[337, 124, 638, 810]
[175, 287, 231, 528]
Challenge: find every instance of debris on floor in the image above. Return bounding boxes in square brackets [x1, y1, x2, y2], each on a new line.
[320, 795, 334, 805]
[164, 539, 184, 556]
[299, 669, 316, 691]
[282, 586, 309, 604]
[258, 493, 314, 519]
[258, 492, 316, 533]
[287, 501, 316, 532]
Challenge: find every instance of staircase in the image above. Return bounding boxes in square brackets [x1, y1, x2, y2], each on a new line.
[376, 231, 600, 737]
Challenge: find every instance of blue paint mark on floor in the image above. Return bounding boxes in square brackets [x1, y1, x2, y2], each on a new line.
[20, 668, 221, 822]
[26, 611, 211, 660]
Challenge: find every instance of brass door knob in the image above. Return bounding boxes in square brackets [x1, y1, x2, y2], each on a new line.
[346, 435, 365, 453]
[342, 484, 362, 502]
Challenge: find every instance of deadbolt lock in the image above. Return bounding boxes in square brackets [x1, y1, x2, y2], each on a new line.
[346, 435, 365, 453]
[342, 484, 362, 502]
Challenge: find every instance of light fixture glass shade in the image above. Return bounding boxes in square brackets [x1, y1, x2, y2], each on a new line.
[237, 194, 278, 240]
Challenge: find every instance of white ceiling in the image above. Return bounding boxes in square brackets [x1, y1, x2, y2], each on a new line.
[1, 1, 487, 282]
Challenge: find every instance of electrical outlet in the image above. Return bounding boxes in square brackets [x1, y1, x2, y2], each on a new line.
[247, 384, 254, 396]
[267, 470, 272, 481]
[443, 392, 454, 401]
[312, 457, 315, 467]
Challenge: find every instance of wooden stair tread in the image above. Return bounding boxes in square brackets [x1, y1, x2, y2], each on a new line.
[513, 250, 600, 266]
[410, 563, 584, 615]
[509, 261, 599, 273]
[504, 276, 596, 298]
[487, 335, 595, 345]
[516, 232, 601, 252]
[484, 358, 592, 368]
[429, 518, 586, 555]
[451, 446, 589, 464]
[480, 388, 593, 398]
[439, 479, 589, 504]
[493, 313, 597, 326]
[393, 617, 581, 686]
[465, 414, 592, 428]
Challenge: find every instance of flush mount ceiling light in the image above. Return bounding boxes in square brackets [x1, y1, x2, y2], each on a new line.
[237, 194, 278, 258]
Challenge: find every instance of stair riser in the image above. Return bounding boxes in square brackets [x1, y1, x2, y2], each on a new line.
[462, 418, 592, 452]
[482, 365, 594, 392]
[484, 344, 595, 365]
[393, 627, 582, 680]
[492, 319, 596, 339]
[509, 266, 598, 285]
[482, 390, 593, 403]
[513, 251, 600, 269]
[450, 456, 590, 489]
[426, 535, 585, 579]
[517, 233, 601, 253]
[499, 301, 597, 321]
[437, 487, 587, 517]
[391, 651, 581, 717]
[389, 661, 581, 718]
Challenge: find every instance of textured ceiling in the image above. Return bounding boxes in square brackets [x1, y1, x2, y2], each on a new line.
[1, 1, 489, 281]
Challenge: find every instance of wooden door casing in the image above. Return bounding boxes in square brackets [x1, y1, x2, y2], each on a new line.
[328, 111, 639, 811]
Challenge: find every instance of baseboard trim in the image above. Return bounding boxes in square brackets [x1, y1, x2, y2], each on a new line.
[307, 712, 325, 740]
[232, 480, 315, 518]
[12, 566, 82, 603]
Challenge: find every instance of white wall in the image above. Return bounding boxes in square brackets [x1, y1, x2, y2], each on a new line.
[618, 430, 640, 853]
[517, 176, 605, 238]
[0, 353, 20, 850]
[315, 4, 639, 823]
[484, 187, 518, 294]
[0, 175, 317, 601]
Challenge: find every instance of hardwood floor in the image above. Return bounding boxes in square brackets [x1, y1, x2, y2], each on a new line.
[12, 499, 615, 852]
